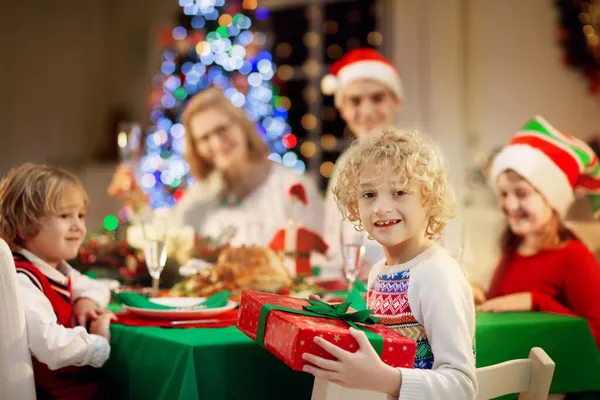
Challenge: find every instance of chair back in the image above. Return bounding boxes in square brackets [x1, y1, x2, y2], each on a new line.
[476, 347, 555, 400]
[0, 239, 36, 399]
[311, 378, 386, 400]
[565, 220, 600, 261]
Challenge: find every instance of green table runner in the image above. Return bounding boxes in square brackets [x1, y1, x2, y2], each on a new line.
[104, 308, 600, 400]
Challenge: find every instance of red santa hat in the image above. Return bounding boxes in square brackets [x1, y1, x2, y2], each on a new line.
[288, 183, 308, 206]
[490, 115, 600, 219]
[321, 48, 403, 106]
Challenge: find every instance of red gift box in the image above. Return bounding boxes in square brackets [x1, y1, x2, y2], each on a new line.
[236, 290, 417, 371]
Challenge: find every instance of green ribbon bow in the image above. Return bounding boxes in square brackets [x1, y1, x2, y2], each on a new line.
[255, 289, 384, 356]
[303, 298, 380, 325]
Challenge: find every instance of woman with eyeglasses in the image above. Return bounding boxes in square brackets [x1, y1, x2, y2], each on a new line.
[109, 87, 324, 248]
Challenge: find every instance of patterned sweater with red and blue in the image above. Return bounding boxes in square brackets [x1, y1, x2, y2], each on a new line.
[367, 245, 477, 400]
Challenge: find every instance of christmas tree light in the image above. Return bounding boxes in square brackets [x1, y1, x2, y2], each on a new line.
[141, 0, 302, 208]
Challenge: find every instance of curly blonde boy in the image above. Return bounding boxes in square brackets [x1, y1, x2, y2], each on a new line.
[333, 128, 455, 240]
[303, 129, 477, 399]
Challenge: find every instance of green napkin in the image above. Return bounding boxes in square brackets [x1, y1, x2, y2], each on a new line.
[353, 280, 367, 293]
[113, 290, 230, 310]
[85, 271, 97, 279]
[328, 280, 369, 299]
[345, 287, 367, 311]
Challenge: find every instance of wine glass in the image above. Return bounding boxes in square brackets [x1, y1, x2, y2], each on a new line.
[117, 122, 143, 165]
[439, 219, 467, 265]
[340, 222, 366, 293]
[141, 217, 168, 297]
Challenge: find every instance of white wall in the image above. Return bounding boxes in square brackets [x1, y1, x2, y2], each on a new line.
[0, 0, 110, 173]
[389, 0, 600, 205]
[467, 0, 600, 152]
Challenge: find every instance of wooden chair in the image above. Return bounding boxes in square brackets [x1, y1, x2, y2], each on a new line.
[311, 378, 386, 400]
[0, 239, 36, 400]
[476, 347, 555, 400]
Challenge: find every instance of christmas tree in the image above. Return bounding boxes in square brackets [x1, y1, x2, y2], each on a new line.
[141, 0, 300, 208]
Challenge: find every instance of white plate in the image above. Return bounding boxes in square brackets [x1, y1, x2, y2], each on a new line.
[123, 297, 237, 321]
[97, 279, 121, 290]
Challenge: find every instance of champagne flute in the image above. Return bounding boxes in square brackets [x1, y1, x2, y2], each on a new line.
[440, 219, 467, 265]
[117, 122, 143, 165]
[142, 218, 168, 297]
[340, 223, 366, 293]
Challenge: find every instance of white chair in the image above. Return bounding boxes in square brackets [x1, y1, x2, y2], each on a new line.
[0, 239, 36, 400]
[476, 347, 555, 400]
[311, 378, 386, 400]
[565, 220, 600, 261]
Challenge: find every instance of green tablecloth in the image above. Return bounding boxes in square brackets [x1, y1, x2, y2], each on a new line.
[104, 308, 600, 400]
[475, 312, 600, 395]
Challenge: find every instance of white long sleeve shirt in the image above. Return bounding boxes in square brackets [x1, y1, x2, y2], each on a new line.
[171, 162, 325, 246]
[16, 249, 111, 371]
[0, 240, 36, 400]
[367, 245, 477, 400]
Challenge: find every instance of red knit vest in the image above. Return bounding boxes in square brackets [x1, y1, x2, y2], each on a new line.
[13, 253, 101, 400]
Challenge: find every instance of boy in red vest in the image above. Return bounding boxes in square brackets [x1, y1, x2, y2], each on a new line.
[0, 163, 115, 400]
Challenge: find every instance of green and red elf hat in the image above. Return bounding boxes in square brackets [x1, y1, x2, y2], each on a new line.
[490, 115, 600, 219]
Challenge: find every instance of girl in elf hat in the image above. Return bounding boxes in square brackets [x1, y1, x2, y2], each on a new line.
[321, 48, 403, 277]
[303, 129, 477, 399]
[475, 116, 600, 348]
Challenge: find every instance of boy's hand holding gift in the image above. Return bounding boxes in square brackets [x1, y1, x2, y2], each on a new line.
[303, 327, 402, 396]
[236, 290, 417, 384]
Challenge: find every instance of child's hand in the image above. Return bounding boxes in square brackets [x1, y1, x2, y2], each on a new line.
[73, 298, 110, 327]
[302, 327, 402, 397]
[477, 292, 532, 312]
[471, 284, 487, 305]
[89, 313, 117, 343]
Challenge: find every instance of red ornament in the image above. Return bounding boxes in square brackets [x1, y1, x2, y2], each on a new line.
[288, 183, 308, 206]
[158, 27, 175, 47]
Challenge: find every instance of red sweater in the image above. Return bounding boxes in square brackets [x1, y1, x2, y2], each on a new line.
[488, 240, 600, 348]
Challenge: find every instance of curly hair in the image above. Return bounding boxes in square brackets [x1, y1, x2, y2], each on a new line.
[0, 163, 89, 249]
[333, 129, 455, 240]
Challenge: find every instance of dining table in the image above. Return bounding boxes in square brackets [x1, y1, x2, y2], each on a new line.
[103, 305, 600, 400]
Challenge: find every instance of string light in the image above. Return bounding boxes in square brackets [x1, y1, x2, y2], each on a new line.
[303, 32, 320, 48]
[103, 214, 119, 231]
[301, 114, 317, 130]
[320, 162, 335, 178]
[275, 42, 292, 58]
[300, 141, 317, 158]
[324, 20, 338, 35]
[277, 65, 294, 80]
[320, 134, 337, 151]
[367, 31, 383, 46]
[327, 44, 343, 60]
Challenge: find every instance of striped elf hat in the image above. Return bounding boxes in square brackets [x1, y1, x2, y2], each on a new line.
[491, 115, 600, 219]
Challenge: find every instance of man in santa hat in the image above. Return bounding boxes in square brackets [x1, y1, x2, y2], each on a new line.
[321, 48, 403, 276]
[269, 183, 329, 277]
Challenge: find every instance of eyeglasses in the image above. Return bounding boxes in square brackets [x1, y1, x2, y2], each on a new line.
[194, 122, 234, 145]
